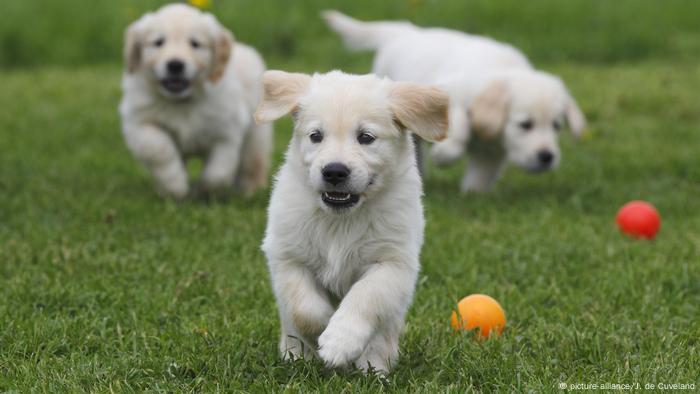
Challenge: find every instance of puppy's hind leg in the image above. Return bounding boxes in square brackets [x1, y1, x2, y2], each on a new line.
[235, 122, 273, 195]
[461, 153, 506, 193]
[124, 124, 188, 199]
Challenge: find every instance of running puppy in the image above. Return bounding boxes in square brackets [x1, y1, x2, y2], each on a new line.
[255, 70, 449, 373]
[325, 11, 586, 192]
[120, 4, 271, 198]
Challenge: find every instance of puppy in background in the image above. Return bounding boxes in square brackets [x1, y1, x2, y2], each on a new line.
[256, 70, 449, 373]
[120, 4, 271, 199]
[325, 11, 586, 192]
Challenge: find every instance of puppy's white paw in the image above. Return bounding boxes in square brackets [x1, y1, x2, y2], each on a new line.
[317, 323, 369, 368]
[431, 140, 464, 166]
[158, 179, 189, 200]
[460, 180, 491, 194]
[154, 163, 189, 199]
[202, 171, 233, 193]
[279, 335, 316, 361]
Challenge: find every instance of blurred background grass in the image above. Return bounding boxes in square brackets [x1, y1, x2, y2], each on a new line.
[2, 0, 700, 70]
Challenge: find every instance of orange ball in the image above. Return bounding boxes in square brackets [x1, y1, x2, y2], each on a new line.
[616, 201, 661, 240]
[451, 294, 506, 338]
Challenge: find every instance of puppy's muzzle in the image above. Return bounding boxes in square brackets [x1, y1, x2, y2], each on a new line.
[530, 149, 556, 172]
[161, 58, 190, 94]
[537, 150, 554, 168]
[538, 150, 554, 166]
[167, 59, 185, 75]
[322, 162, 350, 186]
[320, 163, 360, 209]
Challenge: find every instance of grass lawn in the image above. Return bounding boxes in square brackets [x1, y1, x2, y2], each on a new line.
[1, 60, 699, 391]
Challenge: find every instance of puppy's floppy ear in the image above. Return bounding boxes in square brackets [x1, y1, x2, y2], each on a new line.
[389, 82, 450, 142]
[255, 70, 311, 124]
[208, 19, 234, 83]
[565, 94, 587, 137]
[469, 80, 510, 140]
[124, 18, 145, 73]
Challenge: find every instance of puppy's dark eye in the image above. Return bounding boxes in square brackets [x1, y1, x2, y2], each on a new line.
[153, 38, 165, 48]
[309, 130, 323, 143]
[553, 120, 562, 132]
[190, 39, 201, 49]
[357, 132, 376, 145]
[519, 119, 533, 131]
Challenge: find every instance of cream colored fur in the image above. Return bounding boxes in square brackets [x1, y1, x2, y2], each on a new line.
[256, 70, 448, 373]
[325, 10, 587, 192]
[120, 4, 271, 198]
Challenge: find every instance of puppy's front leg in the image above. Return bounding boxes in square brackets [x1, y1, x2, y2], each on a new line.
[318, 261, 417, 371]
[202, 135, 244, 193]
[430, 105, 470, 166]
[123, 124, 188, 199]
[269, 259, 335, 360]
[461, 153, 506, 193]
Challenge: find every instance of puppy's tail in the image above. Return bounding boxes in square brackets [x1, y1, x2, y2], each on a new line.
[322, 10, 414, 51]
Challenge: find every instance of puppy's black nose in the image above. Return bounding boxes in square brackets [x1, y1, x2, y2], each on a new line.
[322, 163, 351, 186]
[166, 59, 185, 75]
[538, 150, 554, 165]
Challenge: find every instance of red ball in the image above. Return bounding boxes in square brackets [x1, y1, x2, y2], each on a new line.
[616, 201, 661, 239]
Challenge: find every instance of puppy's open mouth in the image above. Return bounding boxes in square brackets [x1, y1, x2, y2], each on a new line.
[161, 78, 190, 94]
[321, 191, 360, 209]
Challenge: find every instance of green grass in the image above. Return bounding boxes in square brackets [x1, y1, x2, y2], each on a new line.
[3, 0, 700, 68]
[1, 60, 699, 391]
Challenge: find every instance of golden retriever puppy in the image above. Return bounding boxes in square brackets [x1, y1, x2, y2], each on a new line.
[120, 4, 271, 198]
[255, 70, 449, 374]
[325, 11, 586, 192]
